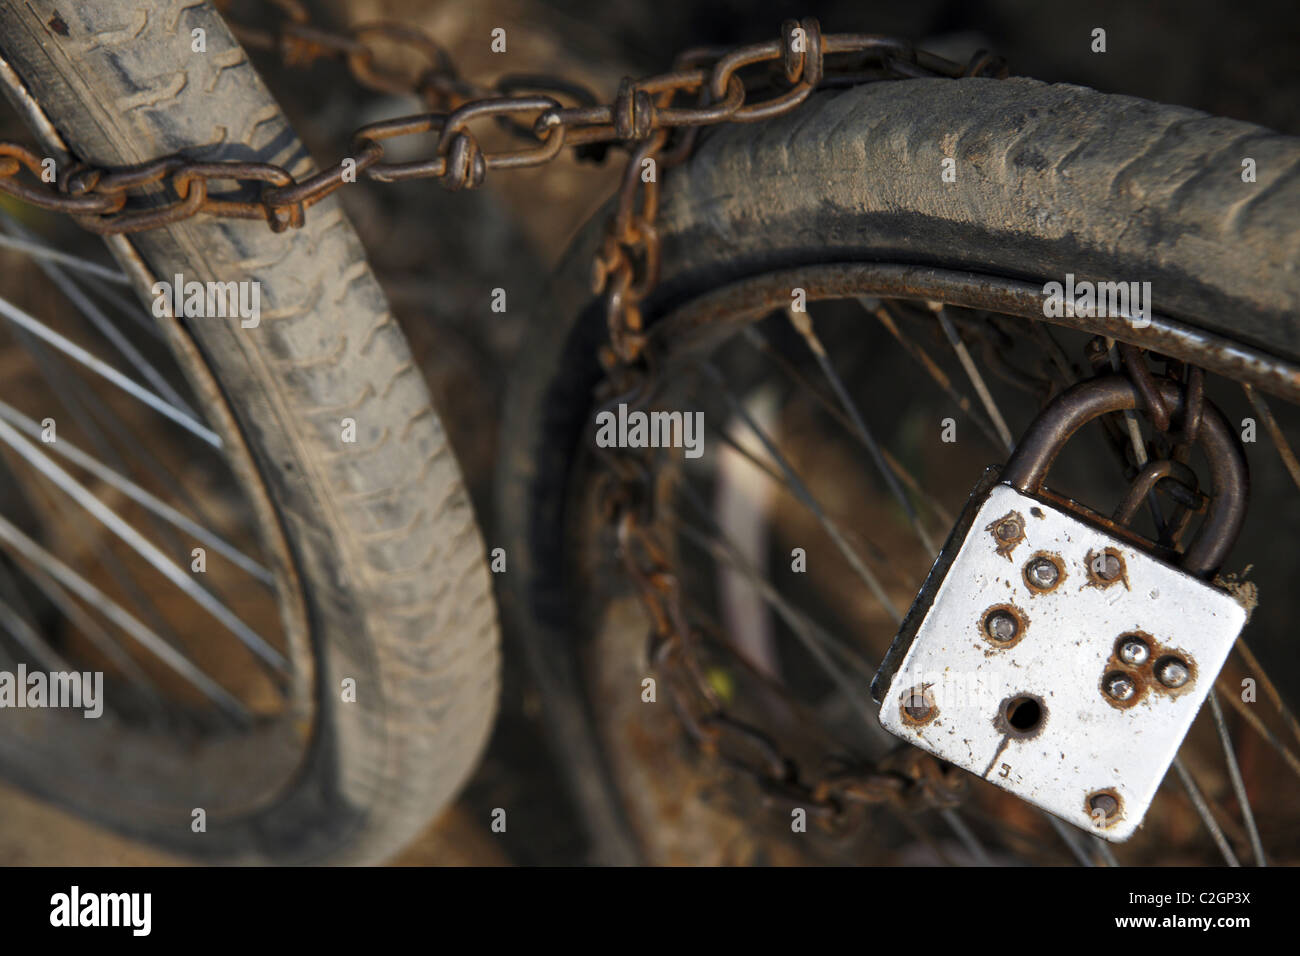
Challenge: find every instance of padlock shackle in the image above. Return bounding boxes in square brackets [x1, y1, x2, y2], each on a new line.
[1002, 376, 1248, 579]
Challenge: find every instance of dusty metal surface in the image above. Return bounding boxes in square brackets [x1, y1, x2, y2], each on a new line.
[877, 483, 1246, 840]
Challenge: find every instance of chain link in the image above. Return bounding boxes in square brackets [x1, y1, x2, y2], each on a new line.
[610, 504, 969, 830]
[0, 5, 1005, 243]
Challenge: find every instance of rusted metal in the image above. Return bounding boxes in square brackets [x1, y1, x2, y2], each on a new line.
[900, 685, 938, 724]
[1101, 631, 1153, 710]
[981, 603, 1028, 648]
[604, 235, 1261, 842]
[995, 693, 1047, 739]
[1001, 376, 1248, 578]
[615, 489, 967, 827]
[1023, 552, 1066, 593]
[1100, 629, 1197, 713]
[1113, 459, 1204, 549]
[1114, 459, 1201, 524]
[1120, 341, 1172, 432]
[1084, 546, 1129, 590]
[1087, 789, 1123, 827]
[985, 509, 1025, 558]
[0, 28, 332, 794]
[0, 10, 1001, 240]
[647, 265, 1300, 404]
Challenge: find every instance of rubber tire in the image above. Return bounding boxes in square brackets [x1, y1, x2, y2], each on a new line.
[0, 0, 498, 864]
[497, 77, 1300, 855]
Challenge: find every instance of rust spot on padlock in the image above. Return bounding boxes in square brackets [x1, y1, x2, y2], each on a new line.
[1086, 789, 1124, 828]
[1100, 630, 1151, 709]
[980, 603, 1027, 649]
[1099, 630, 1196, 709]
[1085, 546, 1129, 590]
[1151, 650, 1198, 697]
[1023, 551, 1066, 594]
[985, 510, 1025, 559]
[899, 685, 937, 726]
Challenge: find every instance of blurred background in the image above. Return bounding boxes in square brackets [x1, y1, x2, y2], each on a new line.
[0, 0, 1297, 864]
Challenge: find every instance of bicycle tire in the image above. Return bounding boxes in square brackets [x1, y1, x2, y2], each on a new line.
[0, 0, 498, 864]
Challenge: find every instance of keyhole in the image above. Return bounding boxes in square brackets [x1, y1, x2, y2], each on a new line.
[1000, 694, 1046, 737]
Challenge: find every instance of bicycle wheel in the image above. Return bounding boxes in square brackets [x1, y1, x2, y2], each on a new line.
[0, 0, 497, 863]
[498, 77, 1300, 864]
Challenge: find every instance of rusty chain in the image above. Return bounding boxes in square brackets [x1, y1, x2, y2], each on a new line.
[0, 0, 1009, 831]
[575, 19, 1006, 829]
[610, 502, 970, 830]
[0, 5, 1005, 340]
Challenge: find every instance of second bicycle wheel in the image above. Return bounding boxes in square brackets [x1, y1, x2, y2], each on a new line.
[499, 77, 1300, 864]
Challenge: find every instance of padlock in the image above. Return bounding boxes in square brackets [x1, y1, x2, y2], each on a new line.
[872, 375, 1250, 840]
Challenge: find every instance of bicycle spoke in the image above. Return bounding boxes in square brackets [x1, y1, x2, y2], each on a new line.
[0, 325, 225, 651]
[0, 594, 70, 672]
[708, 424, 895, 569]
[0, 416, 287, 677]
[19, 238, 199, 418]
[2, 215, 190, 407]
[0, 230, 130, 285]
[1208, 689, 1267, 866]
[8, 551, 167, 705]
[1092, 834, 1121, 867]
[696, 361, 904, 625]
[932, 305, 1014, 452]
[785, 307, 938, 555]
[634, 287, 1292, 867]
[1044, 811, 1094, 867]
[939, 807, 993, 866]
[1233, 638, 1300, 747]
[0, 400, 273, 585]
[892, 807, 960, 865]
[0, 513, 250, 723]
[1244, 383, 1300, 493]
[1029, 321, 1079, 387]
[80, 271, 169, 343]
[868, 299, 1008, 451]
[674, 487, 880, 681]
[0, 554, 72, 671]
[1172, 755, 1240, 867]
[1216, 675, 1300, 779]
[0, 293, 220, 448]
[671, 506, 881, 725]
[739, 325, 956, 527]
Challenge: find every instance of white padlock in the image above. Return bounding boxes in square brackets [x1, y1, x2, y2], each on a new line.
[873, 377, 1250, 840]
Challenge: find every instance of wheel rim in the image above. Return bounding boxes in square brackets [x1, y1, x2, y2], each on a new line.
[564, 266, 1300, 865]
[0, 202, 316, 832]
